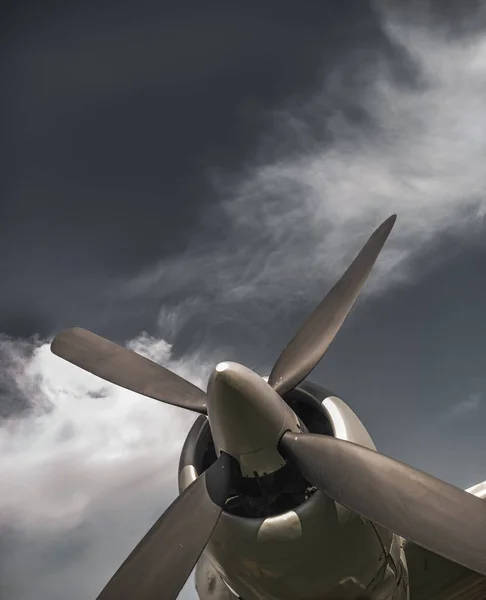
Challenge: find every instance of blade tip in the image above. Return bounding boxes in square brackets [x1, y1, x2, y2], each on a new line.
[50, 327, 84, 355]
[378, 214, 397, 238]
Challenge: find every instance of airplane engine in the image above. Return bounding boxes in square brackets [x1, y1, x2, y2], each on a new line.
[51, 216, 486, 600]
[179, 380, 408, 600]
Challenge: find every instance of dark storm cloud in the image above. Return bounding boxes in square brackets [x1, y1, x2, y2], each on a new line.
[2, 2, 486, 600]
[0, 335, 48, 417]
[0, 0, 381, 340]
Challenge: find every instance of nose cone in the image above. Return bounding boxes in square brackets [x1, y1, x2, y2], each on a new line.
[207, 362, 300, 477]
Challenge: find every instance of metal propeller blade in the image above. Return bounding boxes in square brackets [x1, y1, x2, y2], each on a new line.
[280, 432, 486, 576]
[268, 215, 396, 396]
[51, 327, 207, 413]
[96, 452, 234, 600]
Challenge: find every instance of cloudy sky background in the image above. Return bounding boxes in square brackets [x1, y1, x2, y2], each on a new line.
[2, 1, 486, 598]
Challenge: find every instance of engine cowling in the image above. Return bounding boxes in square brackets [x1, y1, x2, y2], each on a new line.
[179, 380, 406, 600]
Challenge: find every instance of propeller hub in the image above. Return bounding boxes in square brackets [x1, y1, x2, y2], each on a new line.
[207, 361, 301, 477]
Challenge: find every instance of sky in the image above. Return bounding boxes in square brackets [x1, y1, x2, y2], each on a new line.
[1, 0, 486, 598]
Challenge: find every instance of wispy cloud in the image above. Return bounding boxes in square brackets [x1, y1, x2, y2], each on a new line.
[446, 392, 483, 421]
[125, 2, 486, 331]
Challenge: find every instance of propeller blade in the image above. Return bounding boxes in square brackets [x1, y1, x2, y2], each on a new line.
[280, 432, 486, 576]
[268, 215, 396, 396]
[96, 452, 234, 600]
[51, 327, 207, 413]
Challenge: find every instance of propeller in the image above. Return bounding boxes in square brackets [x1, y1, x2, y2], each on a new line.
[51, 214, 486, 594]
[268, 214, 396, 396]
[279, 432, 486, 577]
[47, 215, 401, 598]
[96, 452, 235, 600]
[51, 216, 395, 412]
[51, 327, 207, 414]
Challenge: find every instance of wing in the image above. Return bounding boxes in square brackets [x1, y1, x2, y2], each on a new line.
[406, 481, 486, 600]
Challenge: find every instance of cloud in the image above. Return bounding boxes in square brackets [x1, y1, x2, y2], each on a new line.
[0, 333, 213, 529]
[0, 333, 210, 599]
[446, 392, 483, 420]
[125, 1, 486, 332]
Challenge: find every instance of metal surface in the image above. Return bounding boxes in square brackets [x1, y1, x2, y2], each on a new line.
[207, 362, 300, 477]
[267, 215, 396, 396]
[195, 554, 239, 600]
[182, 384, 405, 600]
[403, 481, 486, 600]
[466, 481, 486, 499]
[51, 327, 207, 413]
[405, 540, 486, 600]
[296, 379, 377, 450]
[204, 490, 401, 600]
[179, 382, 486, 599]
[95, 452, 233, 600]
[280, 432, 486, 577]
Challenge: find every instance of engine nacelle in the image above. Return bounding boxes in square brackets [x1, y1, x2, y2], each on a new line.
[179, 380, 408, 600]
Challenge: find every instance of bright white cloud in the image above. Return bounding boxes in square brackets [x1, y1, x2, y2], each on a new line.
[0, 333, 211, 530]
[0, 333, 208, 599]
